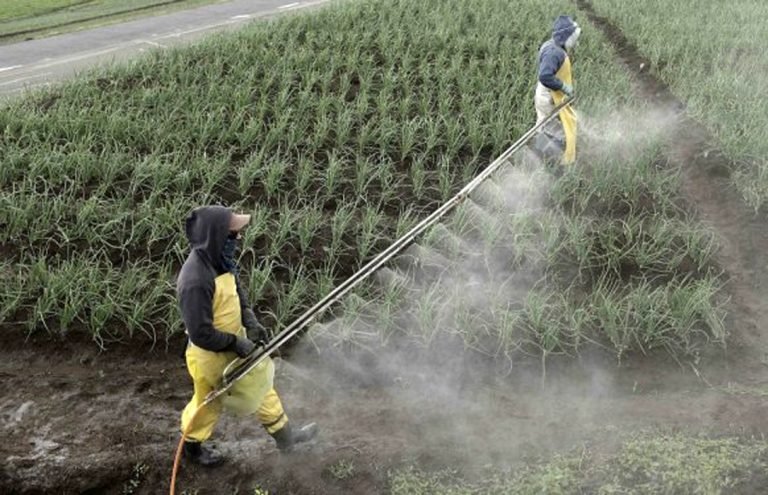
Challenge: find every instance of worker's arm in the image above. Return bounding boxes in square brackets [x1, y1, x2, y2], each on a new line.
[235, 276, 269, 343]
[179, 281, 237, 352]
[538, 47, 566, 91]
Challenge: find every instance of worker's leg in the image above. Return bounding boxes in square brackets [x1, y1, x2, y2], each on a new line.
[258, 388, 318, 451]
[558, 106, 577, 164]
[534, 83, 555, 124]
[180, 376, 223, 442]
[180, 348, 226, 466]
[531, 83, 565, 166]
[257, 388, 288, 434]
[181, 350, 224, 441]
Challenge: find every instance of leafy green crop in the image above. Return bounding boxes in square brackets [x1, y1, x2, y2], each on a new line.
[0, 0, 727, 366]
[588, 0, 768, 211]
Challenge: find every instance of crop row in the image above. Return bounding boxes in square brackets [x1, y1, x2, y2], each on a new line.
[2, 0, 580, 343]
[1, 0, 727, 366]
[588, 0, 768, 211]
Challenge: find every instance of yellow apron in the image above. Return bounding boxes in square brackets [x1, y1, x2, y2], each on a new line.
[180, 273, 287, 442]
[550, 55, 577, 164]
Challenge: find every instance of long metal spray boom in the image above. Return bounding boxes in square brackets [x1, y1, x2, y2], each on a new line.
[209, 96, 578, 401]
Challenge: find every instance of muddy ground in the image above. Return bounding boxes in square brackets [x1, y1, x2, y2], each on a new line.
[5, 3, 768, 494]
[3, 331, 768, 495]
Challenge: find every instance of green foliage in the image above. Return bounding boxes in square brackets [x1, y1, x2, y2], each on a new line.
[317, 148, 726, 370]
[597, 434, 768, 494]
[588, 0, 768, 211]
[328, 459, 356, 481]
[1, 0, 728, 369]
[122, 462, 149, 495]
[389, 467, 473, 495]
[2, 0, 555, 340]
[389, 434, 768, 494]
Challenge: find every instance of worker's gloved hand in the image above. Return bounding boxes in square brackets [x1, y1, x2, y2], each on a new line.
[561, 83, 574, 98]
[232, 337, 256, 358]
[243, 308, 269, 346]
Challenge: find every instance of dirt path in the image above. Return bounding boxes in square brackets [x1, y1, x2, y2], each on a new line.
[5, 4, 768, 494]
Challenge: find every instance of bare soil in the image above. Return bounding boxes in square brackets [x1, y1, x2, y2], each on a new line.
[2, 326, 768, 494]
[5, 4, 768, 494]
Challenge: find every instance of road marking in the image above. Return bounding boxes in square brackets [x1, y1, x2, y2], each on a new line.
[294, 0, 328, 9]
[3, 80, 52, 96]
[0, 65, 23, 73]
[158, 20, 234, 39]
[29, 45, 125, 71]
[142, 40, 165, 48]
[278, 2, 301, 9]
[0, 72, 53, 88]
[231, 14, 252, 19]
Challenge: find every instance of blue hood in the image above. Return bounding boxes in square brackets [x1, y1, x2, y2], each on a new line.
[552, 15, 577, 47]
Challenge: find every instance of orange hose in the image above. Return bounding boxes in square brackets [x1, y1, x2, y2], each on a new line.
[169, 401, 208, 495]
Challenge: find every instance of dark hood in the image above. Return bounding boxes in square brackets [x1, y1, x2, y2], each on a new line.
[185, 205, 232, 272]
[552, 15, 577, 47]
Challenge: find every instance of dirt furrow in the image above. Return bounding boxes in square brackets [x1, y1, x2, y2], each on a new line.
[576, 0, 768, 378]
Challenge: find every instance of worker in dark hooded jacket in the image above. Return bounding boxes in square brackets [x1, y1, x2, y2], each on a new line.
[534, 15, 581, 164]
[177, 205, 317, 466]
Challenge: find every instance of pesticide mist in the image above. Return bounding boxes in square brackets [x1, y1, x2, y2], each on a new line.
[273, 103, 726, 473]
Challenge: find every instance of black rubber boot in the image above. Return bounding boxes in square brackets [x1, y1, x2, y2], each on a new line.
[271, 422, 318, 452]
[183, 440, 226, 466]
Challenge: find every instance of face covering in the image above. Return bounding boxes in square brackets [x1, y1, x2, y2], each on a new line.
[221, 233, 239, 274]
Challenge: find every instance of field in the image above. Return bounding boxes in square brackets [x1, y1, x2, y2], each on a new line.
[0, 0, 723, 363]
[0, 0, 217, 41]
[3, 0, 768, 493]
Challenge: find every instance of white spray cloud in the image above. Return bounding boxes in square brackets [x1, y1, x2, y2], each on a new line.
[275, 106, 715, 471]
[579, 105, 680, 162]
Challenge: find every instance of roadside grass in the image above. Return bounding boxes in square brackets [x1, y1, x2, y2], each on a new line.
[0, 0, 219, 41]
[586, 0, 768, 212]
[0, 0, 84, 22]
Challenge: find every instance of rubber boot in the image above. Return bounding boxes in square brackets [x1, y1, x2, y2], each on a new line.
[183, 440, 226, 466]
[270, 422, 318, 452]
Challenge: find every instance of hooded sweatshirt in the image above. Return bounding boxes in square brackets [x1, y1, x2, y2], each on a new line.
[538, 16, 578, 91]
[177, 205, 245, 352]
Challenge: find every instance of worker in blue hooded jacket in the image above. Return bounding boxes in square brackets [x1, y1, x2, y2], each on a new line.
[534, 15, 581, 164]
[177, 205, 318, 466]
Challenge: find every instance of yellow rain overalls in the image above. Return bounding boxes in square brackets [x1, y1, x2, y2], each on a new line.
[551, 55, 577, 165]
[180, 272, 288, 442]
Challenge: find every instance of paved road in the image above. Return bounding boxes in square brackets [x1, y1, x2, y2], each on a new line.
[0, 0, 328, 99]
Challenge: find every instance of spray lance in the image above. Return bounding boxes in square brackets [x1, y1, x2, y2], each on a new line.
[221, 96, 578, 387]
[169, 96, 577, 494]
